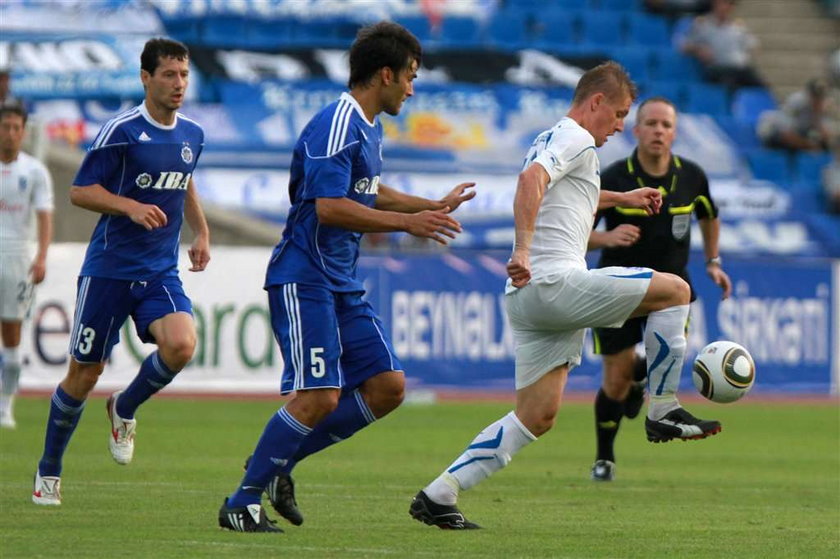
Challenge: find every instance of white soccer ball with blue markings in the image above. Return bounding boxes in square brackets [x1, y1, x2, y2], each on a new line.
[692, 341, 756, 403]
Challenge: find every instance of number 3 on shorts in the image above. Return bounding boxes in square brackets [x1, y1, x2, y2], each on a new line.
[310, 347, 325, 378]
[77, 325, 96, 355]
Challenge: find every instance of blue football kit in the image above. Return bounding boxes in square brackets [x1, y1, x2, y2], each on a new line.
[265, 92, 403, 394]
[69, 103, 204, 362]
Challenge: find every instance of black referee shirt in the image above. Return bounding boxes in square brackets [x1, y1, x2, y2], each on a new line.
[595, 149, 718, 300]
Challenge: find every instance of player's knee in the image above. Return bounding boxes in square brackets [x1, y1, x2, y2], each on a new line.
[368, 382, 404, 417]
[160, 336, 196, 371]
[670, 276, 690, 306]
[602, 374, 631, 400]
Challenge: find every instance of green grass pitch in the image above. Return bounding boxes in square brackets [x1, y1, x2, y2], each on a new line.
[1, 395, 838, 558]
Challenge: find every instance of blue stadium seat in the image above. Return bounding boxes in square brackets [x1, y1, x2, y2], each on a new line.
[641, 81, 690, 111]
[611, 46, 652, 83]
[792, 152, 832, 184]
[594, 0, 642, 12]
[731, 87, 777, 127]
[394, 15, 433, 42]
[745, 148, 791, 183]
[580, 11, 627, 47]
[440, 16, 481, 47]
[487, 10, 527, 49]
[714, 115, 760, 151]
[531, 12, 580, 49]
[248, 18, 295, 49]
[649, 50, 702, 82]
[686, 83, 729, 116]
[161, 16, 202, 44]
[626, 13, 671, 47]
[202, 16, 248, 48]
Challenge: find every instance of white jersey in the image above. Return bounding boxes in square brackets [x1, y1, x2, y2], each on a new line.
[0, 151, 54, 256]
[508, 117, 599, 291]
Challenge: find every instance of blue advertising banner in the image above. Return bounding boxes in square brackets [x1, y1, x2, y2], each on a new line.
[357, 252, 837, 395]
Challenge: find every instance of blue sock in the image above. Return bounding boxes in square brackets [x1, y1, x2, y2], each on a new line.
[116, 351, 177, 420]
[228, 406, 312, 508]
[38, 386, 85, 477]
[282, 389, 375, 474]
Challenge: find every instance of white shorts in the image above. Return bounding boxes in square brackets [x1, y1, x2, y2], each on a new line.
[504, 266, 652, 389]
[0, 253, 35, 321]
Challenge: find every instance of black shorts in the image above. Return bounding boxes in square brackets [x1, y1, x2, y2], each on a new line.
[592, 316, 647, 356]
[592, 312, 691, 356]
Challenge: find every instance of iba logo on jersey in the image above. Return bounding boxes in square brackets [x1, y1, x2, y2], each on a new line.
[135, 172, 192, 191]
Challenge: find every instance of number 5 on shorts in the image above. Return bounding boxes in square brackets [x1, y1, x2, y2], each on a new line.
[310, 347, 325, 378]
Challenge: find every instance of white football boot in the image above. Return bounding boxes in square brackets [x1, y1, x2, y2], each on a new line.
[32, 471, 62, 506]
[106, 391, 136, 465]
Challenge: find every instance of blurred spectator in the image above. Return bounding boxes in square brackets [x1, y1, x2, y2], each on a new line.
[645, 0, 712, 18]
[0, 70, 24, 108]
[758, 78, 834, 152]
[680, 0, 764, 91]
[825, 146, 840, 213]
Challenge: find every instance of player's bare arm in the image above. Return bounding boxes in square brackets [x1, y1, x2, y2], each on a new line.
[69, 184, 167, 231]
[30, 209, 53, 284]
[184, 178, 210, 272]
[507, 163, 548, 288]
[317, 196, 462, 245]
[587, 223, 641, 250]
[375, 182, 476, 213]
[598, 187, 662, 214]
[698, 216, 731, 299]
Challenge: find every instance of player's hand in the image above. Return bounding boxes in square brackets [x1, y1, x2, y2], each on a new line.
[439, 182, 476, 213]
[604, 224, 641, 248]
[128, 202, 168, 230]
[624, 187, 662, 215]
[706, 264, 732, 299]
[507, 249, 531, 288]
[188, 235, 210, 272]
[404, 208, 462, 245]
[29, 257, 47, 284]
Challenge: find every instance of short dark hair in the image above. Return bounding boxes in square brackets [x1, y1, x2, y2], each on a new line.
[0, 104, 27, 125]
[572, 61, 638, 106]
[347, 21, 422, 89]
[141, 38, 189, 75]
[636, 96, 677, 124]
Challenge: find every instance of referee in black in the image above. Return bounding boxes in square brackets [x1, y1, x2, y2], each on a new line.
[587, 97, 732, 482]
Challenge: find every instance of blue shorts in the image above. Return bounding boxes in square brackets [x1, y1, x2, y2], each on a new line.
[69, 276, 192, 363]
[268, 283, 403, 395]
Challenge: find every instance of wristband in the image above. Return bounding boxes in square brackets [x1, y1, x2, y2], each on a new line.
[706, 256, 722, 267]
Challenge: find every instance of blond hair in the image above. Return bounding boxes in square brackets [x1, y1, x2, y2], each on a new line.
[572, 61, 637, 106]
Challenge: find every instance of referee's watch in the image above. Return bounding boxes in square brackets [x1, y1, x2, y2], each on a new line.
[706, 256, 722, 267]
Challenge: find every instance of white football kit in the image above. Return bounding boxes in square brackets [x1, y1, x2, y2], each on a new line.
[505, 117, 651, 389]
[0, 151, 54, 320]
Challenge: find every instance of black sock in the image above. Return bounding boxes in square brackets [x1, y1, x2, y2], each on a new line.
[633, 357, 648, 383]
[595, 388, 624, 463]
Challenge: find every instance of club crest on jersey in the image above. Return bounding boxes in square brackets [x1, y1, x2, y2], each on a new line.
[181, 145, 193, 164]
[18, 176, 27, 191]
[135, 171, 191, 191]
[354, 175, 380, 195]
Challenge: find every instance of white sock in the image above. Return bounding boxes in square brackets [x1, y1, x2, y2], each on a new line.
[424, 411, 537, 505]
[645, 305, 689, 420]
[1, 347, 21, 397]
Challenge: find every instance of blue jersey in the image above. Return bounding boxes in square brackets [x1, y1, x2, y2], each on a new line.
[265, 92, 383, 293]
[73, 103, 204, 280]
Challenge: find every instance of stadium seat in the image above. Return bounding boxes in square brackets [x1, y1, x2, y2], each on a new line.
[641, 81, 689, 111]
[731, 87, 777, 127]
[202, 16, 248, 48]
[745, 148, 791, 183]
[487, 10, 527, 49]
[792, 152, 832, 184]
[611, 46, 652, 83]
[248, 18, 295, 49]
[626, 13, 672, 47]
[580, 11, 627, 48]
[440, 16, 482, 47]
[593, 0, 642, 11]
[649, 50, 702, 82]
[714, 115, 761, 151]
[531, 12, 580, 49]
[686, 83, 729, 116]
[394, 15, 433, 42]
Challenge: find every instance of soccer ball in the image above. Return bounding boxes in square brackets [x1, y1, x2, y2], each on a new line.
[692, 341, 756, 403]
